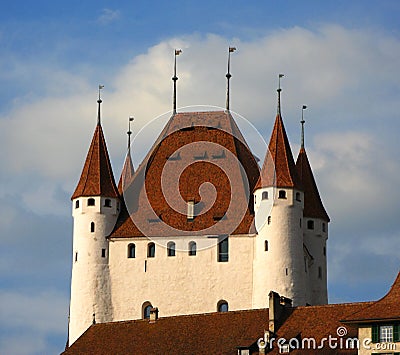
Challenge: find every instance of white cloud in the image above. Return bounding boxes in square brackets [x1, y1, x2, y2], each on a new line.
[97, 8, 121, 25]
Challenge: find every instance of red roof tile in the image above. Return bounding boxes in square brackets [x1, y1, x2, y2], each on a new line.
[342, 271, 400, 323]
[63, 302, 371, 354]
[71, 124, 119, 200]
[110, 111, 260, 238]
[255, 114, 301, 190]
[295, 147, 330, 222]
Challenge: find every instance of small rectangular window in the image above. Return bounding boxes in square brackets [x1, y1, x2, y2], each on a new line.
[307, 220, 314, 230]
[75, 200, 79, 209]
[264, 240, 268, 251]
[218, 237, 229, 262]
[75, 252, 78, 262]
[322, 222, 326, 232]
[101, 249, 106, 258]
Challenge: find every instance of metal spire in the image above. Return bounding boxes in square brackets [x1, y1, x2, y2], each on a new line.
[172, 49, 182, 114]
[277, 74, 284, 115]
[226, 46, 236, 111]
[97, 85, 104, 125]
[127, 116, 134, 150]
[301, 105, 307, 148]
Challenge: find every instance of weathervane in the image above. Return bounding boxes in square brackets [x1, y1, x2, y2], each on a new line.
[97, 85, 104, 125]
[226, 46, 236, 111]
[172, 49, 182, 114]
[301, 105, 307, 148]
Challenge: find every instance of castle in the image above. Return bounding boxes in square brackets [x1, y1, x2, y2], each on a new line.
[68, 67, 330, 346]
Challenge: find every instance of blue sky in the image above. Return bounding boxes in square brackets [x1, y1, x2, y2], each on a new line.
[0, 1, 399, 354]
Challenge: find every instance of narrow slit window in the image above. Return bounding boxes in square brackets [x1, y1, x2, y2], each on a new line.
[90, 222, 95, 233]
[188, 241, 197, 256]
[101, 249, 106, 258]
[264, 240, 268, 251]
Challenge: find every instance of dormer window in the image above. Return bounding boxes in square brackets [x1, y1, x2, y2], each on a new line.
[262, 191, 268, 200]
[187, 201, 194, 220]
[278, 190, 286, 199]
[87, 198, 95, 206]
[104, 199, 111, 207]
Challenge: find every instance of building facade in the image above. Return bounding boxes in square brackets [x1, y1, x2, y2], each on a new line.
[68, 88, 330, 346]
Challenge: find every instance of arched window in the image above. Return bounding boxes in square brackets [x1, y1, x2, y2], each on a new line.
[128, 243, 136, 258]
[142, 302, 152, 319]
[104, 199, 111, 207]
[90, 222, 95, 233]
[147, 242, 155, 258]
[278, 190, 286, 199]
[295, 192, 301, 201]
[307, 220, 314, 230]
[262, 191, 268, 200]
[167, 241, 176, 257]
[88, 198, 95, 206]
[264, 240, 268, 251]
[217, 300, 228, 312]
[75, 200, 79, 209]
[188, 241, 197, 256]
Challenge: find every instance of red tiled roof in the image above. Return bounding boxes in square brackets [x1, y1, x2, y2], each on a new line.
[71, 124, 119, 200]
[255, 114, 301, 190]
[63, 302, 372, 355]
[110, 111, 260, 238]
[118, 150, 134, 195]
[295, 147, 330, 222]
[342, 271, 400, 323]
[64, 309, 269, 355]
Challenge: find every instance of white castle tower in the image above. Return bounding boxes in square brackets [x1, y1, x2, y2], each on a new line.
[68, 94, 120, 346]
[253, 86, 307, 307]
[295, 112, 330, 305]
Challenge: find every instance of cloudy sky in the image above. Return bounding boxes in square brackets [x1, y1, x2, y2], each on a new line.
[0, 1, 399, 354]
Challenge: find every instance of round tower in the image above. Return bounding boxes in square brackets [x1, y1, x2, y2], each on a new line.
[295, 113, 329, 305]
[68, 91, 120, 346]
[252, 84, 307, 307]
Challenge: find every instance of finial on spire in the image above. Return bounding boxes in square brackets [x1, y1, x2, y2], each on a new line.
[97, 85, 104, 125]
[277, 74, 284, 115]
[226, 46, 236, 111]
[301, 105, 307, 148]
[172, 49, 182, 114]
[127, 116, 134, 150]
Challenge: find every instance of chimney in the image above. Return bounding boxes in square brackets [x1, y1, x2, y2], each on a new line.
[268, 291, 292, 334]
[149, 307, 159, 322]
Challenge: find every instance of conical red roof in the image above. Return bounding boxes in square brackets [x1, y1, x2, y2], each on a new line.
[118, 150, 135, 194]
[71, 124, 119, 200]
[295, 147, 329, 221]
[255, 113, 301, 190]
